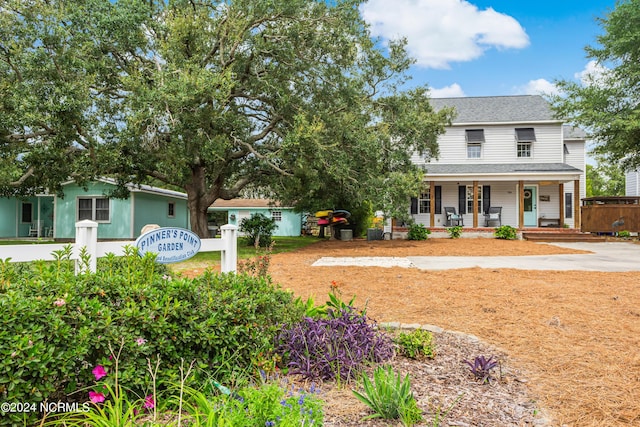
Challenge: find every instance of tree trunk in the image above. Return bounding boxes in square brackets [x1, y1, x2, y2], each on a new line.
[186, 166, 217, 238]
[188, 196, 211, 238]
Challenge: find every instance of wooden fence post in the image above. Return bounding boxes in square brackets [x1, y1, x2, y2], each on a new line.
[220, 224, 238, 273]
[75, 220, 98, 275]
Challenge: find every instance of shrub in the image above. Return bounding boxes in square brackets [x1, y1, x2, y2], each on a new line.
[464, 355, 499, 384]
[617, 230, 631, 238]
[446, 225, 463, 239]
[494, 225, 518, 240]
[407, 224, 430, 241]
[0, 252, 303, 426]
[395, 329, 435, 359]
[352, 365, 423, 426]
[239, 213, 277, 248]
[276, 307, 394, 382]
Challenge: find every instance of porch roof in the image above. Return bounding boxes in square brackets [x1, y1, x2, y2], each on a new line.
[421, 163, 583, 182]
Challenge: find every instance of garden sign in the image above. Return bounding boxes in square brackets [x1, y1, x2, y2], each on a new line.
[135, 227, 201, 264]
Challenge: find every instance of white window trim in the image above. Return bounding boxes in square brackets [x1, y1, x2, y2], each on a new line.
[271, 210, 283, 221]
[466, 185, 483, 214]
[77, 196, 111, 223]
[517, 141, 532, 158]
[418, 189, 430, 214]
[467, 142, 482, 159]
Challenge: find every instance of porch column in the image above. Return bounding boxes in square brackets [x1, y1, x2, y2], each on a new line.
[574, 179, 581, 229]
[558, 183, 565, 228]
[429, 181, 435, 227]
[518, 181, 524, 228]
[472, 181, 478, 228]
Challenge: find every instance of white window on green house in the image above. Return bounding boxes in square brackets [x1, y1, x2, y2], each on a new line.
[168, 202, 175, 218]
[418, 189, 430, 214]
[271, 211, 282, 221]
[466, 185, 483, 214]
[78, 197, 110, 222]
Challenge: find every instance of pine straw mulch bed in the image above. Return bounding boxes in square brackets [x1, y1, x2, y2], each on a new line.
[263, 238, 640, 427]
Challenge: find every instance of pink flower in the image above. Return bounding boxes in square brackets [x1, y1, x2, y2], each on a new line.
[53, 299, 66, 307]
[89, 391, 105, 404]
[92, 365, 107, 381]
[143, 394, 155, 410]
[136, 337, 147, 346]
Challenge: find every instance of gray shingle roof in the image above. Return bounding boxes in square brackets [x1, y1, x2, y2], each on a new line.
[430, 95, 558, 124]
[422, 163, 582, 175]
[563, 125, 588, 140]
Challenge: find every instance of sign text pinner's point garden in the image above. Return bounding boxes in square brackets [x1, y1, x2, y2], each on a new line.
[135, 227, 201, 264]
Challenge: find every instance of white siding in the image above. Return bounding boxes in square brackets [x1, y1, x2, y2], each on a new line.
[626, 171, 640, 196]
[417, 124, 564, 165]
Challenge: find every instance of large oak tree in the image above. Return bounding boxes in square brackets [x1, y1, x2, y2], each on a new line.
[1, 0, 452, 237]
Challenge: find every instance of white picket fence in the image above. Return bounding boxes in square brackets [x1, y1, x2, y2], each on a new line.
[0, 220, 238, 274]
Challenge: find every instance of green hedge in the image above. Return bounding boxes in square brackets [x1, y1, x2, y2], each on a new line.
[0, 253, 302, 426]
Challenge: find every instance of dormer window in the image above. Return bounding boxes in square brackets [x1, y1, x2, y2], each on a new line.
[515, 128, 535, 158]
[465, 129, 484, 159]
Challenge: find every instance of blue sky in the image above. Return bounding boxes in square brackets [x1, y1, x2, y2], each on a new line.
[360, 0, 617, 97]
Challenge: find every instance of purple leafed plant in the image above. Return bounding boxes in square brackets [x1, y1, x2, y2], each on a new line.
[464, 355, 499, 384]
[276, 307, 394, 382]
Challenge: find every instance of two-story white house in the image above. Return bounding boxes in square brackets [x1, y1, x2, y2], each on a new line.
[408, 95, 586, 229]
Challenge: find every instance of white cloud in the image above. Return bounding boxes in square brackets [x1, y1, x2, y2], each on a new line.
[515, 78, 560, 96]
[574, 60, 609, 86]
[360, 0, 529, 69]
[430, 83, 466, 98]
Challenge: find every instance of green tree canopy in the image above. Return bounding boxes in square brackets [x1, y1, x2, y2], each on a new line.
[1, 0, 452, 236]
[586, 161, 625, 197]
[552, 0, 640, 173]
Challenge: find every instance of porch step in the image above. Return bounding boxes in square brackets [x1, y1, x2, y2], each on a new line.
[522, 232, 606, 242]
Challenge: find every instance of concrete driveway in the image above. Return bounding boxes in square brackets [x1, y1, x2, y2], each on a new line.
[312, 241, 640, 272]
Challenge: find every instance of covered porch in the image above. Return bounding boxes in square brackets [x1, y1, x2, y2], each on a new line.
[0, 194, 55, 239]
[408, 163, 583, 230]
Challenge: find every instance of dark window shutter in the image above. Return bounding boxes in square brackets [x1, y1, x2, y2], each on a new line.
[466, 129, 485, 142]
[410, 197, 418, 215]
[435, 186, 442, 214]
[482, 185, 491, 214]
[565, 193, 573, 218]
[516, 128, 536, 141]
[458, 186, 466, 214]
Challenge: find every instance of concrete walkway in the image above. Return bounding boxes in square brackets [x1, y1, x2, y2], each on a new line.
[312, 241, 640, 272]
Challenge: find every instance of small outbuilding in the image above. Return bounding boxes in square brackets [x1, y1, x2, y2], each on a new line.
[208, 199, 302, 237]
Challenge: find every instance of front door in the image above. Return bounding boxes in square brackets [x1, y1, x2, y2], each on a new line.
[523, 186, 537, 227]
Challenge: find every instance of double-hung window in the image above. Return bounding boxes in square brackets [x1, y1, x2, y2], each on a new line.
[516, 128, 536, 158]
[271, 211, 282, 222]
[466, 185, 483, 214]
[418, 188, 430, 214]
[465, 129, 484, 159]
[78, 197, 110, 222]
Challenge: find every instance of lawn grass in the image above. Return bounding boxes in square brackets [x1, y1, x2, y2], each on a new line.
[171, 236, 321, 271]
[0, 239, 59, 245]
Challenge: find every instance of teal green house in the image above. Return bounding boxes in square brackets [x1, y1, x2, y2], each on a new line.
[1, 179, 189, 240]
[208, 199, 302, 237]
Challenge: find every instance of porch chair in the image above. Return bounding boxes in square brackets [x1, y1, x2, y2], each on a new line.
[484, 207, 502, 227]
[443, 207, 463, 227]
[28, 220, 44, 237]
